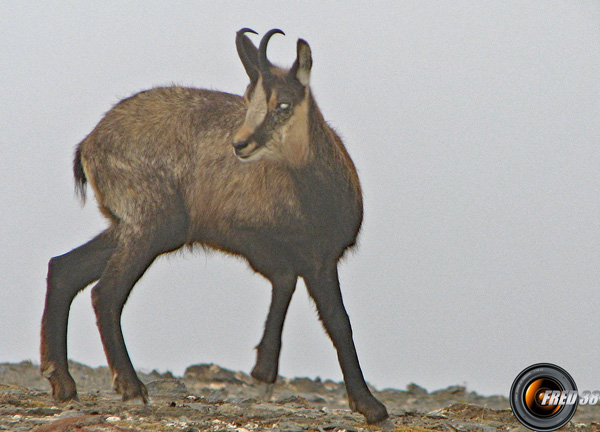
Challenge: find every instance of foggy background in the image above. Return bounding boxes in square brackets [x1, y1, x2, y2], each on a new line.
[1, 2, 599, 397]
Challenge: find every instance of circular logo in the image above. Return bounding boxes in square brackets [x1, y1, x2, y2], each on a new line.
[510, 363, 578, 431]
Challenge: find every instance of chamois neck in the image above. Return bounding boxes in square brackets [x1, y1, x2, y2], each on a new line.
[305, 93, 361, 191]
[292, 92, 363, 245]
[305, 94, 338, 162]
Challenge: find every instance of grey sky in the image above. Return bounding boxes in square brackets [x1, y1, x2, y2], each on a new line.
[1, 2, 599, 397]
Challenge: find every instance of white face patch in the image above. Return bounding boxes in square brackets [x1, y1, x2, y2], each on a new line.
[233, 76, 275, 161]
[243, 76, 268, 132]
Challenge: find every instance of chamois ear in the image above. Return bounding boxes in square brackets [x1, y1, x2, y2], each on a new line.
[236, 28, 259, 83]
[290, 39, 312, 86]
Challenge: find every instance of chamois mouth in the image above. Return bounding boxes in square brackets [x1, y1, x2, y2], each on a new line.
[233, 143, 263, 161]
[235, 150, 252, 160]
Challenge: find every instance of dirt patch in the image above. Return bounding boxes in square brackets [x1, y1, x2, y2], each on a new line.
[0, 361, 598, 431]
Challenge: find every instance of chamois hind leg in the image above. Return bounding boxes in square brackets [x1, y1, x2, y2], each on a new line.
[303, 263, 389, 425]
[41, 229, 117, 401]
[252, 271, 298, 385]
[92, 214, 188, 402]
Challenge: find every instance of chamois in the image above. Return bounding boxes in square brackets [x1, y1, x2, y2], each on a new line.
[40, 28, 389, 424]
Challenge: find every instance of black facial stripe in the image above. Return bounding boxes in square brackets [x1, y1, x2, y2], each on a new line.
[248, 122, 271, 149]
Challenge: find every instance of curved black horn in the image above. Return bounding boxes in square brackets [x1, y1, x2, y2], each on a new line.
[236, 28, 259, 82]
[238, 27, 258, 36]
[258, 29, 285, 78]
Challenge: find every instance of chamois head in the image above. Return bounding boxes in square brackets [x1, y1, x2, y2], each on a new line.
[233, 29, 313, 166]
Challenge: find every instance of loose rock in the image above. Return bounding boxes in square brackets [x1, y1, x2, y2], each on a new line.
[1, 361, 599, 431]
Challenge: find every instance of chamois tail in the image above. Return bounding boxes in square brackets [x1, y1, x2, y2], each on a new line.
[73, 145, 87, 204]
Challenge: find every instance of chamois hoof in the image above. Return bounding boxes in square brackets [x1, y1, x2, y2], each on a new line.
[349, 394, 389, 425]
[114, 376, 149, 404]
[46, 370, 79, 402]
[251, 363, 278, 384]
[51, 381, 79, 402]
[374, 418, 396, 431]
[251, 365, 277, 401]
[256, 382, 275, 401]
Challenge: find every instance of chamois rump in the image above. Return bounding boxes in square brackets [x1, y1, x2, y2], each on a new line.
[40, 28, 389, 424]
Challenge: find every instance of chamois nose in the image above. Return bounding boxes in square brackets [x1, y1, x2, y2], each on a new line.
[233, 138, 250, 151]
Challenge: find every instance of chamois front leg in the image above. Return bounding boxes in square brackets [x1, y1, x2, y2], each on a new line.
[41, 230, 116, 401]
[303, 264, 389, 425]
[252, 272, 298, 385]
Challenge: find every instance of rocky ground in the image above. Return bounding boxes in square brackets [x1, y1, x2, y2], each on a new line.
[0, 361, 598, 431]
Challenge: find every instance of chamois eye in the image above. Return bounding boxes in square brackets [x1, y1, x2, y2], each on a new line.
[277, 102, 291, 111]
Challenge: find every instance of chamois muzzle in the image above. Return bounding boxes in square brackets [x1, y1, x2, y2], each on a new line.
[232, 137, 260, 160]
